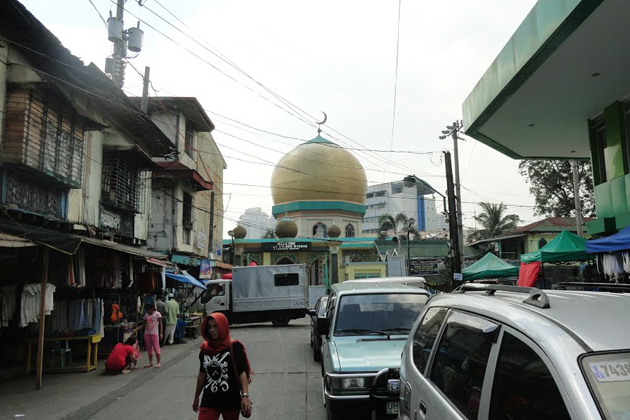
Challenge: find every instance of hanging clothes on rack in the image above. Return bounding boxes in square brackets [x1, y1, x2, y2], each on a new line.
[1, 285, 18, 327]
[19, 283, 55, 327]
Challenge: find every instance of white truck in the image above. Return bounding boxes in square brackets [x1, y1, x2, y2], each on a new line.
[202, 264, 309, 326]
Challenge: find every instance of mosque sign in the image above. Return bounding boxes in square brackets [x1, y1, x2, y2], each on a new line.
[409, 259, 439, 276]
[262, 242, 312, 252]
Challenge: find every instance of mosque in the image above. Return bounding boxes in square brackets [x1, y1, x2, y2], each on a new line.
[225, 133, 388, 289]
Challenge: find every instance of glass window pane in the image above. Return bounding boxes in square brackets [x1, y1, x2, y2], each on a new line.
[412, 307, 448, 374]
[429, 312, 497, 419]
[490, 332, 569, 420]
[334, 293, 428, 335]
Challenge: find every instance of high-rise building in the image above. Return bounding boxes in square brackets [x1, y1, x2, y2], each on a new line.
[238, 207, 277, 239]
[362, 181, 448, 237]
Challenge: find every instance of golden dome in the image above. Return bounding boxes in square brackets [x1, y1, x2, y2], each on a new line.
[271, 136, 367, 205]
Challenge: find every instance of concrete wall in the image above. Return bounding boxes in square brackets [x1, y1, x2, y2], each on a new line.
[148, 179, 175, 252]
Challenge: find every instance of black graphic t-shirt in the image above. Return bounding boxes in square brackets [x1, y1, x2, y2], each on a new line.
[198, 342, 247, 409]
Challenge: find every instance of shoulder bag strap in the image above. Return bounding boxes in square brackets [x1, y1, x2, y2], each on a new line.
[229, 340, 242, 392]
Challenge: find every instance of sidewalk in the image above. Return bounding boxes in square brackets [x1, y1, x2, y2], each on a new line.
[0, 337, 203, 420]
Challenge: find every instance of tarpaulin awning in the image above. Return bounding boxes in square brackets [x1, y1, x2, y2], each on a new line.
[520, 230, 590, 263]
[518, 262, 542, 287]
[462, 252, 519, 281]
[586, 225, 630, 253]
[166, 271, 207, 289]
[0, 217, 171, 260]
[0, 232, 37, 248]
[0, 217, 81, 254]
[79, 237, 167, 259]
[146, 257, 174, 268]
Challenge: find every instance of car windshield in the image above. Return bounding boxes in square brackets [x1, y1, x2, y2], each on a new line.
[334, 293, 428, 336]
[582, 352, 630, 419]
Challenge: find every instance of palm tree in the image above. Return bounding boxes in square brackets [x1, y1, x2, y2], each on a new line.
[470, 202, 520, 242]
[377, 213, 419, 242]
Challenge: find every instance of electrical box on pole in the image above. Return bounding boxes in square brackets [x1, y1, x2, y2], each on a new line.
[104, 0, 145, 88]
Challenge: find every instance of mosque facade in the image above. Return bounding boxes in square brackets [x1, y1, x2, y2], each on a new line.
[224, 134, 386, 290]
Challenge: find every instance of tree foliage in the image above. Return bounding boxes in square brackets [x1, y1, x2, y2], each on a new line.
[470, 202, 520, 242]
[262, 228, 276, 239]
[377, 213, 419, 241]
[518, 160, 595, 217]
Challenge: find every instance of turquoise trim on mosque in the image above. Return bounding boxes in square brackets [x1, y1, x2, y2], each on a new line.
[305, 135, 334, 144]
[272, 201, 366, 217]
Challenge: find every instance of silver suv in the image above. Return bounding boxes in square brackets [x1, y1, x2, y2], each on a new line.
[399, 283, 630, 420]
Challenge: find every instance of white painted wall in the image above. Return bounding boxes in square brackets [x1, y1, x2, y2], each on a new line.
[362, 181, 447, 236]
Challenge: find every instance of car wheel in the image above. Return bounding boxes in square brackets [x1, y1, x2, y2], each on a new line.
[271, 313, 290, 327]
[313, 347, 321, 362]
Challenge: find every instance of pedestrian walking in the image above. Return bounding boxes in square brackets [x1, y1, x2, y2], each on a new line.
[156, 295, 169, 345]
[104, 336, 137, 375]
[164, 292, 180, 345]
[134, 305, 163, 368]
[193, 313, 253, 420]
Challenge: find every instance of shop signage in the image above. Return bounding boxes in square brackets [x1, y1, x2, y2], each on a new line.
[261, 242, 311, 252]
[409, 259, 440, 276]
[199, 259, 212, 279]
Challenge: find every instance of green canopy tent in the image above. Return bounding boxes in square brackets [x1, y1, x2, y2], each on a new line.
[462, 252, 519, 281]
[519, 230, 591, 288]
[520, 230, 589, 263]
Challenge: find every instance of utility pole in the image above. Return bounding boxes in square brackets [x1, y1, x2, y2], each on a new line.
[444, 151, 461, 289]
[140, 66, 150, 113]
[572, 160, 584, 237]
[105, 0, 144, 88]
[440, 121, 464, 268]
[111, 0, 126, 88]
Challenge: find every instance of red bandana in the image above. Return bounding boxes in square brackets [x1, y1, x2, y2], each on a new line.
[200, 313, 253, 381]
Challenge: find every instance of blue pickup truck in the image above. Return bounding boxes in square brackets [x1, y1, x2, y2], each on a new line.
[321, 281, 431, 419]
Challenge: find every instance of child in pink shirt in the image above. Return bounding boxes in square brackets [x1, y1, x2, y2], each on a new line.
[134, 306, 163, 368]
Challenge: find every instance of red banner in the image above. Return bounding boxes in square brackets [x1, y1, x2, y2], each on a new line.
[518, 262, 541, 287]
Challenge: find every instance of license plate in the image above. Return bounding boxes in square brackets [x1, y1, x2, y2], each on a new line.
[386, 401, 399, 415]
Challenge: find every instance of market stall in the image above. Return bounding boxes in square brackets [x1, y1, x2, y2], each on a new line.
[462, 252, 519, 281]
[165, 271, 206, 339]
[586, 225, 630, 282]
[518, 230, 590, 288]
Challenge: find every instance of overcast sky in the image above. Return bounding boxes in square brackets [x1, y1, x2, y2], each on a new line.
[20, 0, 540, 237]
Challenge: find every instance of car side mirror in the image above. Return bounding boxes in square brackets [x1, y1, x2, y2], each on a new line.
[319, 318, 330, 337]
[308, 309, 317, 317]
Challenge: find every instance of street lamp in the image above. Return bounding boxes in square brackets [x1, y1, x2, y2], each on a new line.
[227, 229, 235, 265]
[403, 175, 447, 217]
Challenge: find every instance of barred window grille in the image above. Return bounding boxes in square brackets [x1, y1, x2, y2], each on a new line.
[185, 123, 195, 157]
[101, 151, 146, 213]
[182, 192, 193, 245]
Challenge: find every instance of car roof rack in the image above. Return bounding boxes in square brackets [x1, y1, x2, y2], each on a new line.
[452, 283, 550, 309]
[557, 282, 630, 292]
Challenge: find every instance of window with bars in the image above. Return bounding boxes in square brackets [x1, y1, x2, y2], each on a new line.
[101, 151, 146, 213]
[182, 192, 193, 245]
[185, 122, 195, 158]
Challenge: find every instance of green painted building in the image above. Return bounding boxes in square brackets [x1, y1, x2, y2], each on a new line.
[462, 0, 630, 236]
